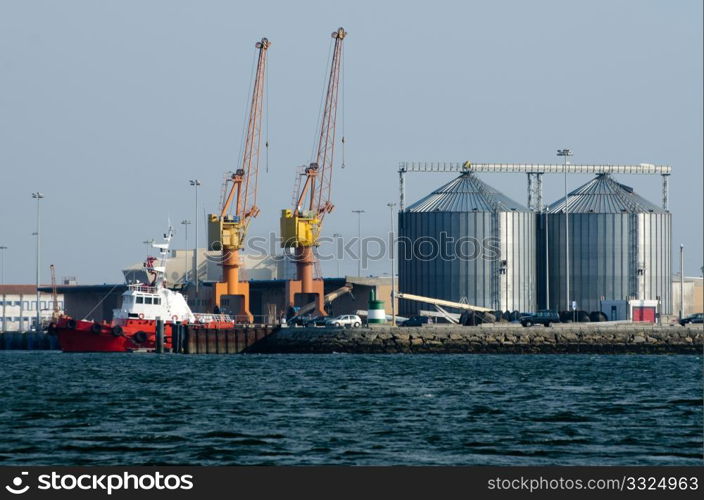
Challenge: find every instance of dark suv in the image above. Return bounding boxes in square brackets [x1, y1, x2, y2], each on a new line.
[400, 315, 432, 327]
[679, 313, 703, 326]
[520, 310, 560, 327]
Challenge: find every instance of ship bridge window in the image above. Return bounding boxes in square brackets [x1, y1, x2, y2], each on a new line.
[136, 296, 144, 304]
[154, 297, 161, 305]
[145, 297, 153, 305]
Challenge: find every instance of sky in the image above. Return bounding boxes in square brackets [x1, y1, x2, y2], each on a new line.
[0, 0, 702, 284]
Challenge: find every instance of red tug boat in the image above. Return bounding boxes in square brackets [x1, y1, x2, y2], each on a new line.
[51, 227, 236, 352]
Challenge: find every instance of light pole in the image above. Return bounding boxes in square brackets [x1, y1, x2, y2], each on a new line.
[189, 179, 201, 295]
[557, 149, 572, 311]
[680, 244, 684, 320]
[32, 192, 44, 331]
[352, 210, 365, 276]
[0, 246, 7, 285]
[544, 207, 550, 310]
[181, 220, 192, 284]
[142, 239, 154, 256]
[332, 233, 342, 277]
[387, 202, 396, 326]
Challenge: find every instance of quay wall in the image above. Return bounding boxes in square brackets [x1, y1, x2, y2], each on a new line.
[248, 324, 704, 354]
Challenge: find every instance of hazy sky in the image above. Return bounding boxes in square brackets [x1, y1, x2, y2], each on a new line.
[1, 0, 702, 284]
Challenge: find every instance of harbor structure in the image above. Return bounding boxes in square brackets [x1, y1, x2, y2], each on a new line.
[398, 172, 536, 316]
[538, 174, 672, 314]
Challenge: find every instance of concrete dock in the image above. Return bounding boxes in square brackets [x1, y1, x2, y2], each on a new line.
[2, 324, 701, 354]
[248, 324, 704, 354]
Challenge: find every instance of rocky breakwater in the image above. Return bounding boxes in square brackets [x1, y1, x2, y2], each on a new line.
[248, 324, 703, 354]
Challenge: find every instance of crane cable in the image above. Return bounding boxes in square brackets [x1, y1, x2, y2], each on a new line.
[230, 46, 260, 216]
[310, 38, 334, 164]
[265, 52, 270, 174]
[341, 41, 346, 169]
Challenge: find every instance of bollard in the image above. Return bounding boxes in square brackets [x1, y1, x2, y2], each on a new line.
[156, 319, 164, 353]
[172, 322, 181, 353]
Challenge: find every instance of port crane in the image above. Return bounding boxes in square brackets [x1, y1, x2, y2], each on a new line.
[280, 27, 346, 316]
[49, 264, 63, 320]
[208, 37, 270, 321]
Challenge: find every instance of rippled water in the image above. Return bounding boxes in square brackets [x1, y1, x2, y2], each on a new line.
[0, 352, 701, 465]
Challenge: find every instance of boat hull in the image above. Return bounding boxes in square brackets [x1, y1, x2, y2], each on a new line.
[52, 316, 235, 353]
[54, 317, 171, 353]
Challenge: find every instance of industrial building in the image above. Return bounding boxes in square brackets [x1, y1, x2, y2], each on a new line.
[672, 274, 704, 317]
[43, 274, 394, 326]
[398, 172, 536, 316]
[537, 174, 671, 315]
[0, 285, 63, 332]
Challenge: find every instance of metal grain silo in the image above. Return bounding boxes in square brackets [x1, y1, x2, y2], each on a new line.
[537, 174, 671, 314]
[398, 172, 536, 316]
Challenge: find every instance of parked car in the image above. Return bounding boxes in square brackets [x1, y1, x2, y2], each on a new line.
[520, 310, 560, 327]
[400, 315, 432, 327]
[679, 313, 703, 326]
[289, 314, 315, 327]
[325, 314, 362, 328]
[304, 316, 328, 327]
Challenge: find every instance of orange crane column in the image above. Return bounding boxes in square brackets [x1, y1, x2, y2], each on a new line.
[281, 28, 346, 317]
[211, 37, 269, 321]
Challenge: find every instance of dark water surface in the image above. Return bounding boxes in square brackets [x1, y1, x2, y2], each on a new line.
[0, 352, 701, 465]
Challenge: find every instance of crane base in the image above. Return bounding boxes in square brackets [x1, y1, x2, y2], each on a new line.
[285, 279, 326, 317]
[214, 282, 253, 323]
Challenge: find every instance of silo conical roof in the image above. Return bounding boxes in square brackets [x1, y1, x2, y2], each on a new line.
[548, 174, 665, 214]
[406, 172, 528, 212]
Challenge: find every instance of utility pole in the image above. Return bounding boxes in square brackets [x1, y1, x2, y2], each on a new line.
[189, 179, 201, 296]
[544, 209, 550, 310]
[557, 149, 572, 311]
[181, 220, 191, 284]
[680, 244, 684, 320]
[352, 209, 365, 276]
[142, 239, 154, 256]
[32, 192, 44, 331]
[387, 202, 396, 326]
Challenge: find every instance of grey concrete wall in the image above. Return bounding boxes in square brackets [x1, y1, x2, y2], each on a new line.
[249, 324, 703, 354]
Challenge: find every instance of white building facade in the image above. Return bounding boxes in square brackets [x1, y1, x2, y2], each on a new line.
[0, 285, 63, 332]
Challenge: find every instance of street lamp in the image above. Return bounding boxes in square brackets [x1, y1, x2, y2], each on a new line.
[332, 233, 342, 277]
[142, 239, 155, 256]
[189, 179, 201, 295]
[181, 220, 192, 284]
[544, 203, 550, 311]
[0, 246, 7, 285]
[680, 244, 684, 320]
[32, 192, 44, 331]
[387, 202, 397, 326]
[557, 148, 573, 312]
[352, 210, 365, 276]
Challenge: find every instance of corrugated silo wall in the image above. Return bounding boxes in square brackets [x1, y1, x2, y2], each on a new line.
[398, 210, 536, 316]
[638, 212, 672, 314]
[537, 212, 671, 314]
[499, 211, 536, 313]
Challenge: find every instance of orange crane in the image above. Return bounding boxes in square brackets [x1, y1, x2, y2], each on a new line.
[208, 37, 270, 321]
[280, 27, 346, 316]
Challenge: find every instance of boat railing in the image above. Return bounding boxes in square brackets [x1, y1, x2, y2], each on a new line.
[192, 313, 236, 324]
[128, 284, 158, 294]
